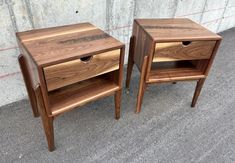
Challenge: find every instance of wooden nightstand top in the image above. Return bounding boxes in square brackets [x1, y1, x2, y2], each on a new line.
[16, 23, 124, 67]
[135, 18, 221, 42]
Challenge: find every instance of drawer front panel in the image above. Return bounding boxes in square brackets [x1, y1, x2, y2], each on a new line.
[153, 41, 216, 62]
[44, 49, 120, 91]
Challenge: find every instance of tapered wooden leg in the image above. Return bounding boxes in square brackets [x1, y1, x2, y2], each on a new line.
[114, 90, 121, 120]
[35, 85, 55, 151]
[136, 56, 148, 113]
[191, 78, 206, 107]
[18, 54, 39, 117]
[126, 36, 135, 91]
[136, 81, 146, 113]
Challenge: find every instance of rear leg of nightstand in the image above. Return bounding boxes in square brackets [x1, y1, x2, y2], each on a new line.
[191, 78, 206, 107]
[18, 54, 40, 117]
[126, 36, 135, 92]
[114, 90, 121, 119]
[35, 85, 55, 151]
[136, 56, 148, 113]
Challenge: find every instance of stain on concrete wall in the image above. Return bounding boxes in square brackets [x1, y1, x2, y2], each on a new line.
[0, 0, 235, 106]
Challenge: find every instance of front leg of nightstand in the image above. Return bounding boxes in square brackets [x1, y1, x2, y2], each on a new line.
[35, 85, 55, 151]
[114, 90, 121, 119]
[191, 78, 206, 107]
[126, 36, 135, 90]
[136, 56, 148, 113]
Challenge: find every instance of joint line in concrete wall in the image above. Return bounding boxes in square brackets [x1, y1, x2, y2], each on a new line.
[0, 71, 21, 79]
[216, 0, 230, 32]
[202, 14, 235, 25]
[178, 5, 235, 17]
[0, 46, 18, 52]
[199, 0, 208, 23]
[172, 0, 179, 18]
[105, 25, 131, 32]
[105, 0, 111, 31]
[5, 0, 19, 32]
[203, 18, 222, 25]
[24, 0, 35, 29]
[133, 0, 137, 18]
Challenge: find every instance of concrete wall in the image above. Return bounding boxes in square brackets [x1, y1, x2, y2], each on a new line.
[1, 0, 235, 106]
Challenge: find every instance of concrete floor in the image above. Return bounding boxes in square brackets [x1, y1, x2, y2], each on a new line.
[0, 28, 235, 163]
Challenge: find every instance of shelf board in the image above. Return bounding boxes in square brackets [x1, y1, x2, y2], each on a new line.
[49, 76, 119, 116]
[148, 61, 206, 83]
[153, 56, 202, 62]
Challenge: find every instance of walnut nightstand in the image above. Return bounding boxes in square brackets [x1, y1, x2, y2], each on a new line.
[126, 18, 221, 113]
[16, 23, 125, 151]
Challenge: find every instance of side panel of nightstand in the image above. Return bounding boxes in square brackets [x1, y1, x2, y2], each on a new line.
[18, 43, 52, 116]
[19, 46, 40, 88]
[18, 53, 39, 117]
[132, 20, 154, 71]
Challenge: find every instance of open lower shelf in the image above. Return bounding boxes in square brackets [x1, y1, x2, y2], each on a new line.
[48, 75, 120, 116]
[148, 61, 206, 83]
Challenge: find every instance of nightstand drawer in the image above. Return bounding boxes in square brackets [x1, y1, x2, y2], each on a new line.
[44, 49, 120, 91]
[153, 41, 216, 62]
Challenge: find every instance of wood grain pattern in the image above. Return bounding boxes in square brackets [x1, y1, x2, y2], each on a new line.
[17, 39, 51, 115]
[18, 44, 40, 88]
[132, 21, 154, 70]
[191, 78, 206, 107]
[153, 41, 216, 62]
[126, 18, 221, 112]
[148, 61, 206, 83]
[126, 36, 135, 89]
[135, 18, 221, 42]
[114, 90, 121, 119]
[18, 55, 39, 117]
[118, 47, 125, 87]
[204, 39, 222, 75]
[44, 49, 120, 91]
[49, 75, 120, 116]
[136, 56, 148, 113]
[16, 23, 125, 150]
[18, 23, 97, 42]
[35, 85, 55, 151]
[148, 68, 206, 83]
[16, 23, 123, 67]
